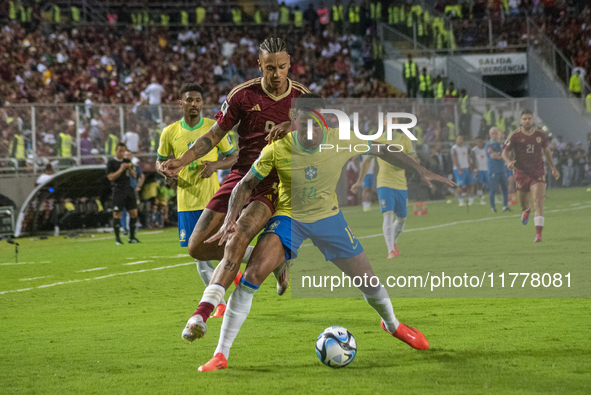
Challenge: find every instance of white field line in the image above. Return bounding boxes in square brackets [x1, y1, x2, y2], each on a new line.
[2, 205, 589, 296]
[301, 205, 591, 247]
[76, 230, 164, 242]
[0, 262, 194, 295]
[123, 260, 153, 266]
[77, 267, 107, 272]
[0, 262, 36, 265]
[20, 276, 51, 281]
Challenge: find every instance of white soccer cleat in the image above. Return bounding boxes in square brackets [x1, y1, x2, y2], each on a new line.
[182, 315, 207, 343]
[480, 200, 486, 205]
[273, 260, 293, 296]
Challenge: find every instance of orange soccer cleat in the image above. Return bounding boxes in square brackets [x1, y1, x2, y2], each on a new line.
[387, 250, 397, 259]
[198, 353, 228, 372]
[234, 270, 242, 286]
[393, 243, 400, 256]
[211, 304, 226, 318]
[381, 321, 429, 350]
[521, 206, 532, 225]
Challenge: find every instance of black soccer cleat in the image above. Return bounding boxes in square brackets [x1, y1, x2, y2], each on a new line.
[128, 238, 141, 244]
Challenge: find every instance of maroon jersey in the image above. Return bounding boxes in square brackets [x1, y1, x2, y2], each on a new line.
[505, 129, 548, 177]
[215, 77, 310, 173]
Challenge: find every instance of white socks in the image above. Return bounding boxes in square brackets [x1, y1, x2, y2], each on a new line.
[242, 245, 254, 264]
[534, 216, 544, 227]
[363, 284, 400, 333]
[200, 284, 226, 307]
[382, 211, 395, 251]
[362, 201, 371, 211]
[214, 279, 259, 359]
[477, 189, 483, 199]
[393, 218, 406, 244]
[196, 260, 214, 286]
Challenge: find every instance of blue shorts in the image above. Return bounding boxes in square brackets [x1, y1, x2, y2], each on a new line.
[377, 187, 408, 218]
[178, 210, 203, 247]
[361, 174, 375, 188]
[453, 169, 473, 187]
[260, 212, 363, 262]
[506, 169, 514, 177]
[473, 170, 489, 184]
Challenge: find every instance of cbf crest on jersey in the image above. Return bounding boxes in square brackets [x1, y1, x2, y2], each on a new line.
[268, 220, 280, 232]
[536, 137, 541, 143]
[180, 229, 186, 242]
[305, 166, 318, 180]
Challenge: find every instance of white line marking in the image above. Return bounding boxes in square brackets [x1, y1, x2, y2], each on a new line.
[0, 262, 35, 265]
[40, 261, 51, 263]
[123, 260, 153, 266]
[141, 231, 164, 235]
[76, 236, 112, 242]
[0, 262, 194, 295]
[20, 276, 51, 281]
[77, 267, 107, 272]
[571, 203, 581, 206]
[148, 254, 191, 259]
[301, 205, 591, 247]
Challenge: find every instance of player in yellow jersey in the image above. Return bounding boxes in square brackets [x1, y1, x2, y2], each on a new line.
[351, 116, 418, 258]
[191, 94, 456, 371]
[156, 83, 238, 318]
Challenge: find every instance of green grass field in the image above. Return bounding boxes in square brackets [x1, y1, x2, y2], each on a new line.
[1, 188, 590, 394]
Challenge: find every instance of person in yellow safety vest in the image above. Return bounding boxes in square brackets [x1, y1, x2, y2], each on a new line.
[253, 5, 262, 24]
[20, 4, 32, 25]
[9, 132, 25, 159]
[482, 104, 495, 127]
[405, 9, 413, 34]
[444, 4, 462, 18]
[9, 1, 17, 20]
[399, 4, 406, 26]
[501, 0, 509, 14]
[52, 5, 61, 23]
[180, 10, 189, 26]
[445, 81, 458, 97]
[196, 6, 206, 24]
[459, 89, 472, 137]
[370, 1, 382, 21]
[279, 2, 290, 25]
[586, 93, 591, 113]
[294, 6, 303, 28]
[150, 129, 161, 153]
[348, 1, 360, 34]
[105, 133, 119, 156]
[56, 131, 73, 157]
[161, 12, 170, 26]
[569, 70, 582, 98]
[433, 75, 444, 99]
[333, 0, 344, 33]
[388, 4, 399, 25]
[142, 10, 151, 26]
[419, 67, 433, 98]
[231, 8, 242, 25]
[71, 6, 80, 23]
[447, 121, 456, 141]
[411, 4, 422, 16]
[496, 111, 506, 133]
[131, 12, 141, 26]
[403, 53, 419, 98]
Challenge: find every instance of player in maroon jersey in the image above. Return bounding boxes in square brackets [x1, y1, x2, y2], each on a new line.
[502, 110, 559, 242]
[161, 38, 309, 337]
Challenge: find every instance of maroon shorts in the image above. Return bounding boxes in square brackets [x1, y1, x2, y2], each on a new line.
[514, 170, 545, 193]
[206, 169, 279, 214]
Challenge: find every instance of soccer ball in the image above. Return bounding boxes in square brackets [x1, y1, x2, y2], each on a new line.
[315, 326, 357, 368]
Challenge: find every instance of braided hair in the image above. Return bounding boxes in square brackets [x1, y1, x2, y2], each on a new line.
[259, 38, 287, 54]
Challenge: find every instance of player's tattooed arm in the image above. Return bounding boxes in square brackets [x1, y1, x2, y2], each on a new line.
[205, 170, 261, 245]
[161, 123, 229, 175]
[371, 144, 457, 189]
[199, 151, 238, 179]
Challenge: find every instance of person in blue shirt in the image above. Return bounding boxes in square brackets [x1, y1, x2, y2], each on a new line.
[485, 127, 510, 213]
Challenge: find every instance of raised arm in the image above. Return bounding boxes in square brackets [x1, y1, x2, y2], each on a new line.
[107, 162, 131, 181]
[370, 143, 456, 189]
[206, 170, 261, 245]
[160, 123, 229, 175]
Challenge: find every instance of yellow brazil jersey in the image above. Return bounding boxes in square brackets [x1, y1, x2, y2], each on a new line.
[252, 128, 370, 223]
[157, 117, 234, 212]
[375, 132, 415, 190]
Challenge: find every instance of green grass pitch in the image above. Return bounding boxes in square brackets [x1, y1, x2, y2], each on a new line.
[1, 188, 590, 394]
